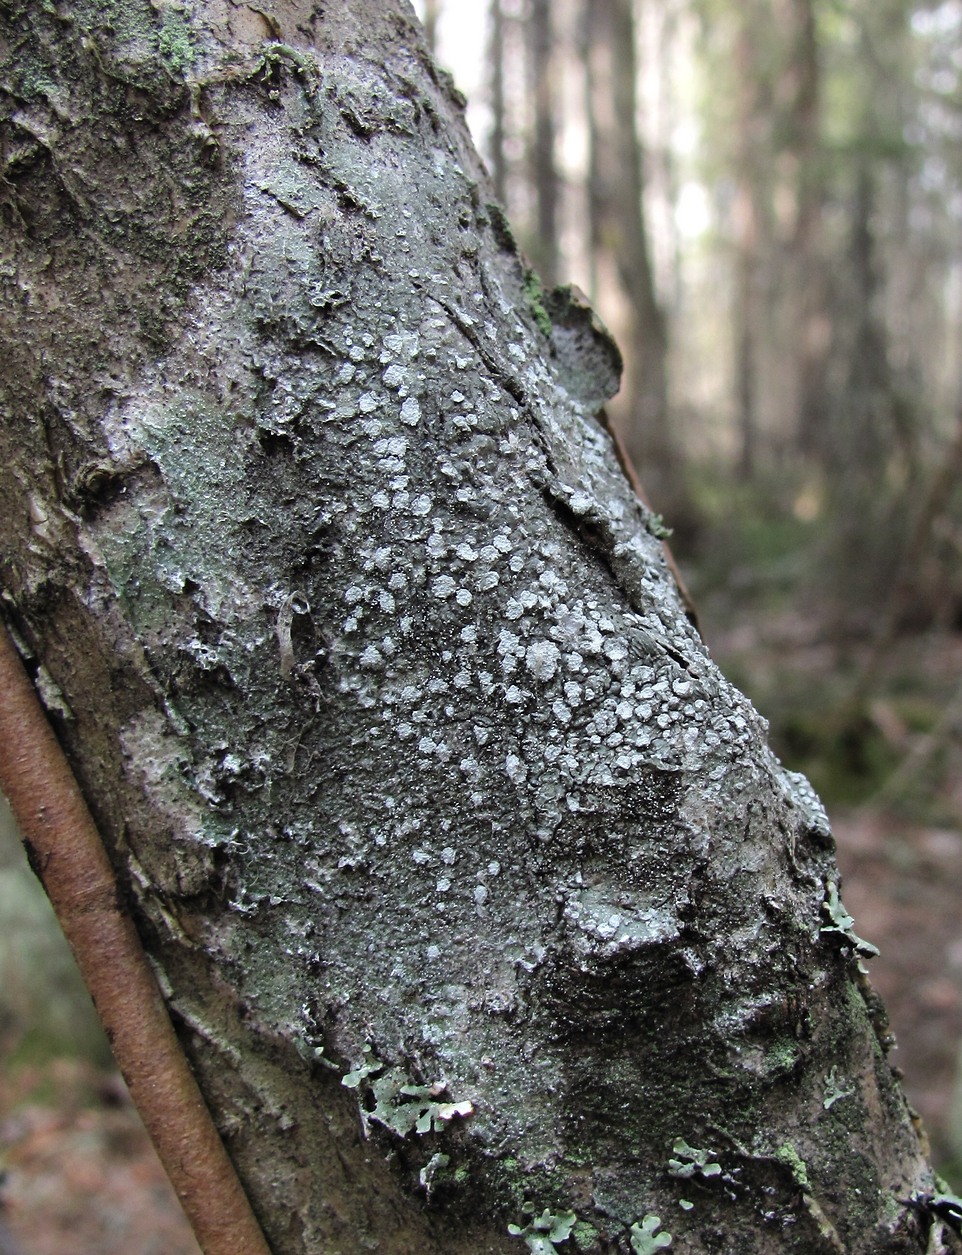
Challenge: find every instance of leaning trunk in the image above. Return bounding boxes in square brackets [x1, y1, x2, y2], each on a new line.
[0, 1, 953, 1252]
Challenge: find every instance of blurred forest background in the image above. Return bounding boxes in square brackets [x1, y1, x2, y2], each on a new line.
[2, 1, 962, 1250]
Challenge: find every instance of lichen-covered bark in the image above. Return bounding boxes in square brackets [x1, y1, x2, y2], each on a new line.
[0, 2, 956, 1252]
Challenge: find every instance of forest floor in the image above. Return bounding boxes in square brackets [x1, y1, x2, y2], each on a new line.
[0, 1061, 199, 1255]
[0, 612, 960, 1252]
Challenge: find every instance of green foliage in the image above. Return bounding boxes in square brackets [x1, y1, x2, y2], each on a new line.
[776, 704, 901, 809]
[681, 467, 819, 606]
[685, 461, 955, 817]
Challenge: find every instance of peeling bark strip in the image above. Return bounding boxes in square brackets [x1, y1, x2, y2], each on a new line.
[0, 1, 957, 1252]
[0, 627, 271, 1255]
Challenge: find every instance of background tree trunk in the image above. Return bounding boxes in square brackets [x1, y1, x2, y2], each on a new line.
[584, 0, 675, 512]
[779, 0, 830, 465]
[421, 0, 440, 53]
[730, 1, 774, 483]
[0, 1, 954, 1252]
[524, 0, 561, 289]
[487, 0, 509, 207]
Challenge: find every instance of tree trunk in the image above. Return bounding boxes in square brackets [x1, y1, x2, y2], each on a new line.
[779, 0, 831, 465]
[581, 0, 607, 306]
[611, 0, 672, 498]
[421, 0, 441, 54]
[731, 3, 773, 482]
[487, 0, 509, 207]
[525, 0, 561, 289]
[0, 2, 953, 1252]
[587, 0, 675, 512]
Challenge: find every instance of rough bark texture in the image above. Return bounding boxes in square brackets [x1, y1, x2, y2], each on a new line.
[0, 1, 956, 1252]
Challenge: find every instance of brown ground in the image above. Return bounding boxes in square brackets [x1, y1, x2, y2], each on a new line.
[0, 1060, 199, 1255]
[836, 809, 962, 1176]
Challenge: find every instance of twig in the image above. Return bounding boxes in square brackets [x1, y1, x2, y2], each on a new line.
[0, 623, 272, 1255]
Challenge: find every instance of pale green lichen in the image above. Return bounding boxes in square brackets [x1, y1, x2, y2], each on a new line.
[508, 1207, 577, 1254]
[630, 1214, 672, 1253]
[820, 882, 880, 959]
[667, 1138, 722, 1181]
[418, 1151, 450, 1195]
[342, 1047, 473, 1137]
[914, 1184, 962, 1232]
[646, 512, 673, 541]
[157, 8, 196, 75]
[260, 41, 318, 79]
[822, 1066, 856, 1110]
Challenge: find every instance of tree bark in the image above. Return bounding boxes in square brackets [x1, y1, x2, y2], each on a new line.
[0, 624, 271, 1255]
[0, 1, 954, 1252]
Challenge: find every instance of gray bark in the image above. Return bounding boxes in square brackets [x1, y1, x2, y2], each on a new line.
[0, 1, 954, 1252]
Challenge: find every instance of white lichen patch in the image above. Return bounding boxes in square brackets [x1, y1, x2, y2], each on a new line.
[525, 640, 560, 682]
[400, 397, 421, 426]
[432, 575, 456, 598]
[505, 753, 528, 784]
[381, 330, 420, 360]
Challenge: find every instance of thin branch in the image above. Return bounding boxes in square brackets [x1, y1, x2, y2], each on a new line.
[0, 623, 272, 1255]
